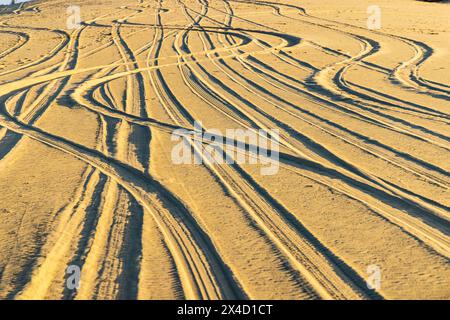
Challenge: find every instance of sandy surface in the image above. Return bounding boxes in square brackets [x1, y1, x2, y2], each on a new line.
[0, 0, 449, 300]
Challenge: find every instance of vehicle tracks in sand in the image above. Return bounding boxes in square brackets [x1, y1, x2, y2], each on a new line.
[0, 0, 448, 300]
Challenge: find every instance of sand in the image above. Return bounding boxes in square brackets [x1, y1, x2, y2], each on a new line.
[0, 0, 448, 300]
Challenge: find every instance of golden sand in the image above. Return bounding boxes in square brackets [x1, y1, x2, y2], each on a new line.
[0, 0, 448, 299]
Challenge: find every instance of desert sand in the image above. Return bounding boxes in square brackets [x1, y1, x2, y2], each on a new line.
[0, 0, 448, 300]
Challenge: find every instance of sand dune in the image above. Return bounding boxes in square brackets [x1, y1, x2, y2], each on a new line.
[0, 0, 448, 300]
